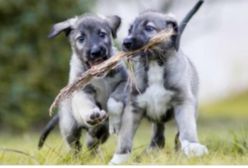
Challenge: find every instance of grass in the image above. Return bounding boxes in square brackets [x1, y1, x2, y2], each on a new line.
[0, 119, 247, 165]
[0, 92, 248, 165]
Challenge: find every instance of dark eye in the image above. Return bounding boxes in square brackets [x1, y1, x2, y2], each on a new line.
[77, 36, 85, 43]
[145, 25, 156, 32]
[99, 31, 106, 38]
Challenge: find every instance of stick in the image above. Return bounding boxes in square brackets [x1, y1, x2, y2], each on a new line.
[49, 28, 174, 116]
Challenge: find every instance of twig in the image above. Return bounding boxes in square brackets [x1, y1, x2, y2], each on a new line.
[49, 28, 174, 116]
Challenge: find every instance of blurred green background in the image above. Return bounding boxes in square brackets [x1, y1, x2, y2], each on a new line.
[0, 0, 95, 132]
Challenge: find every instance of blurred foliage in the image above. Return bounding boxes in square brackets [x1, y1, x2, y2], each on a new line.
[200, 90, 248, 119]
[0, 0, 95, 131]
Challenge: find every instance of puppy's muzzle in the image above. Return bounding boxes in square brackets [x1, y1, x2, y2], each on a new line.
[90, 46, 106, 58]
[123, 37, 145, 51]
[87, 46, 108, 67]
[123, 37, 135, 51]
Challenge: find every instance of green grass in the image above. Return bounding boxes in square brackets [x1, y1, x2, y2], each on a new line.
[0, 118, 247, 165]
[1, 92, 248, 165]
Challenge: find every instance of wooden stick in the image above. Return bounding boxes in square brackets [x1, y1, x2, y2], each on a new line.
[49, 28, 174, 116]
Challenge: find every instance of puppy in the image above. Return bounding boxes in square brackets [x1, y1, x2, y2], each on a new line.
[38, 14, 128, 151]
[110, 1, 208, 164]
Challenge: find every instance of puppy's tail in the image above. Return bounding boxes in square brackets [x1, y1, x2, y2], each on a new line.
[175, 0, 204, 50]
[38, 113, 59, 149]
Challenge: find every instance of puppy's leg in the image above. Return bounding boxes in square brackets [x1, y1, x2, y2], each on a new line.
[109, 103, 143, 164]
[107, 81, 127, 134]
[71, 91, 107, 127]
[174, 101, 208, 157]
[86, 122, 109, 152]
[149, 123, 165, 149]
[59, 99, 82, 152]
[107, 97, 123, 134]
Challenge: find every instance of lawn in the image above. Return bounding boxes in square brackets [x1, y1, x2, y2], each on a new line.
[0, 93, 248, 165]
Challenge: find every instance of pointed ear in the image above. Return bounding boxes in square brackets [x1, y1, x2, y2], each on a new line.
[165, 14, 178, 32]
[48, 17, 78, 39]
[166, 20, 178, 34]
[105, 15, 121, 38]
[165, 15, 179, 50]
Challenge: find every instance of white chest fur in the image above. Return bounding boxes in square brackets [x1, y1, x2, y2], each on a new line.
[137, 61, 174, 121]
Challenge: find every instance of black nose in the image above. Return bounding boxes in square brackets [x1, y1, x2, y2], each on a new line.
[90, 46, 106, 58]
[123, 37, 135, 50]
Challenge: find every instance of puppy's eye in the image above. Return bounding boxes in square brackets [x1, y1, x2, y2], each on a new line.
[145, 25, 156, 32]
[99, 31, 106, 38]
[77, 36, 85, 43]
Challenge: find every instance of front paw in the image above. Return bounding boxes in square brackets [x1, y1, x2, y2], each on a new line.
[182, 142, 208, 157]
[109, 153, 130, 165]
[85, 108, 108, 127]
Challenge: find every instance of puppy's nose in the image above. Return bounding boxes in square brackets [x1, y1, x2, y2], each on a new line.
[123, 37, 135, 50]
[90, 46, 106, 58]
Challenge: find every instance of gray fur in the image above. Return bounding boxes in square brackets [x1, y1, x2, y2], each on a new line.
[39, 14, 128, 151]
[110, 9, 208, 164]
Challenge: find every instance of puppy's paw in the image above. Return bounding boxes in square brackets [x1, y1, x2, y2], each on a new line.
[85, 108, 108, 127]
[109, 153, 130, 165]
[109, 117, 121, 134]
[182, 142, 208, 157]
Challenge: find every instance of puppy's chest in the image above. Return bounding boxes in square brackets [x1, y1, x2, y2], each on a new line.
[136, 61, 174, 121]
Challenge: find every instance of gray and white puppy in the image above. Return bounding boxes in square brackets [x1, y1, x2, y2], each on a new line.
[110, 1, 208, 164]
[38, 14, 128, 151]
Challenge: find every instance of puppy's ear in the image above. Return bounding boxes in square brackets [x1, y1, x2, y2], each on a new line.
[48, 17, 78, 39]
[106, 15, 121, 38]
[165, 15, 179, 50]
[166, 20, 178, 34]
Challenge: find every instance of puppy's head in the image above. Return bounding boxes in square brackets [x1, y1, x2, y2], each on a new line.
[49, 14, 121, 68]
[123, 10, 178, 51]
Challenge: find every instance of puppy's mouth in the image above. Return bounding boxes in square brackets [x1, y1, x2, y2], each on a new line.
[87, 56, 108, 67]
[122, 40, 148, 52]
